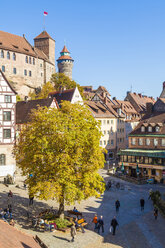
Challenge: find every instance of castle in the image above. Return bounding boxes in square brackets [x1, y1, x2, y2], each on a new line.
[0, 30, 74, 97]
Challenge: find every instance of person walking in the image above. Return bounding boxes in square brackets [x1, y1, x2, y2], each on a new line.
[115, 200, 120, 213]
[154, 207, 158, 220]
[111, 216, 119, 235]
[70, 223, 77, 242]
[97, 216, 104, 234]
[29, 194, 34, 206]
[92, 214, 98, 231]
[140, 198, 145, 211]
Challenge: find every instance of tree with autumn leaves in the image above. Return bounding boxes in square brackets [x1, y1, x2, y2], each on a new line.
[14, 101, 105, 217]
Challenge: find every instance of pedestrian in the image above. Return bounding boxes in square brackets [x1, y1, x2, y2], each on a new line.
[111, 216, 119, 235]
[74, 218, 85, 233]
[92, 214, 98, 231]
[70, 223, 77, 242]
[140, 198, 145, 211]
[29, 194, 34, 206]
[97, 216, 104, 234]
[115, 200, 120, 213]
[8, 190, 13, 198]
[154, 207, 158, 220]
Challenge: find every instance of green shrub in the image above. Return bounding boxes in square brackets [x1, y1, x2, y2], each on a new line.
[55, 218, 72, 229]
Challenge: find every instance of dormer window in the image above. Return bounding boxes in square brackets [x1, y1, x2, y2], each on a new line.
[155, 126, 160, 132]
[148, 126, 152, 132]
[141, 126, 145, 132]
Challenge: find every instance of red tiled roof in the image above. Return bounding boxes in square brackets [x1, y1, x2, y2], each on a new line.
[49, 88, 75, 104]
[0, 220, 40, 248]
[34, 30, 54, 40]
[57, 55, 73, 61]
[61, 45, 69, 53]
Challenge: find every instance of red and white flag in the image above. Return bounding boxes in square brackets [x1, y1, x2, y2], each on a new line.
[44, 11, 48, 16]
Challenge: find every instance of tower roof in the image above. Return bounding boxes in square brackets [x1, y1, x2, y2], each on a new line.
[34, 30, 54, 41]
[57, 45, 74, 62]
[61, 45, 69, 53]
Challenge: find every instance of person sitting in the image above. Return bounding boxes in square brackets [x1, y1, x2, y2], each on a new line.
[44, 220, 54, 231]
[73, 207, 79, 213]
[74, 218, 85, 233]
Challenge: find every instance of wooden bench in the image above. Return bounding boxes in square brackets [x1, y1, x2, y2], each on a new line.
[67, 210, 82, 217]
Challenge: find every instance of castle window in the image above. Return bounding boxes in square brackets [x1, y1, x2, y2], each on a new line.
[41, 73, 43, 77]
[7, 51, 10, 59]
[3, 129, 11, 139]
[111, 139, 114, 145]
[0, 154, 6, 165]
[29, 71, 32, 77]
[3, 111, 11, 121]
[13, 68, 17, 74]
[162, 139, 165, 146]
[33, 58, 35, 65]
[141, 126, 145, 132]
[2, 65, 5, 72]
[24, 69, 27, 76]
[13, 53, 16, 61]
[25, 56, 28, 63]
[29, 57, 31, 64]
[40, 63, 42, 67]
[1, 50, 4, 58]
[5, 95, 11, 103]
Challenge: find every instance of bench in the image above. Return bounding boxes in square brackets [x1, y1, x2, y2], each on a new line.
[67, 210, 82, 217]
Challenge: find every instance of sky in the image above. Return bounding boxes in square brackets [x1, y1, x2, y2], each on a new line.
[1, 0, 165, 99]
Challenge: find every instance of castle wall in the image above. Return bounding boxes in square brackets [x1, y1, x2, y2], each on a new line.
[58, 60, 73, 80]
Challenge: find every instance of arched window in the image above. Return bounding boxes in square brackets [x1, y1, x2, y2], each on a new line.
[29, 57, 31, 64]
[7, 51, 10, 59]
[25, 56, 28, 63]
[13, 53, 16, 61]
[0, 154, 6, 165]
[1, 50, 4, 58]
[33, 58, 35, 65]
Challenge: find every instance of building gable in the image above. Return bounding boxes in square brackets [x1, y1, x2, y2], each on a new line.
[71, 87, 83, 104]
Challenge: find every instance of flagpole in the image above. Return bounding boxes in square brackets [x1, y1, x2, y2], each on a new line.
[43, 14, 45, 31]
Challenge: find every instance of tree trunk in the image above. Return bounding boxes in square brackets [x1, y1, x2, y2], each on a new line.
[58, 196, 64, 219]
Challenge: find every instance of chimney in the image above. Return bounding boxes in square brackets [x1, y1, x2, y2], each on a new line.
[113, 97, 116, 100]
[23, 34, 25, 38]
[138, 93, 142, 97]
[24, 96, 28, 103]
[146, 102, 153, 114]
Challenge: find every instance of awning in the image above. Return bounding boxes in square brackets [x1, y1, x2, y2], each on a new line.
[118, 149, 165, 158]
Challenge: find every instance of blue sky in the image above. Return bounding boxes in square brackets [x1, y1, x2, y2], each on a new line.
[1, 0, 165, 99]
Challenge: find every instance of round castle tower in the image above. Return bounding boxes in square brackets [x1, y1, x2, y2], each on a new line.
[57, 45, 74, 80]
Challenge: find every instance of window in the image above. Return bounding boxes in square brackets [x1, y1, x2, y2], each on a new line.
[3, 111, 11, 121]
[107, 140, 110, 145]
[107, 120, 109, 124]
[13, 53, 16, 61]
[33, 58, 35, 65]
[107, 130, 110, 134]
[151, 169, 156, 176]
[40, 63, 42, 67]
[2, 65, 5, 72]
[111, 120, 114, 124]
[111, 127, 114, 134]
[138, 138, 143, 146]
[104, 130, 106, 135]
[24, 69, 27, 76]
[29, 57, 31, 64]
[141, 126, 145, 132]
[103, 120, 106, 124]
[154, 138, 158, 146]
[25, 56, 28, 63]
[104, 140, 106, 145]
[131, 138, 136, 145]
[1, 50, 4, 58]
[0, 154, 5, 165]
[146, 138, 150, 146]
[13, 68, 16, 74]
[5, 95, 11, 103]
[29, 71, 32, 77]
[162, 139, 165, 146]
[111, 140, 114, 145]
[100, 141, 102, 146]
[155, 126, 160, 132]
[148, 126, 152, 132]
[7, 51, 10, 59]
[3, 129, 11, 139]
